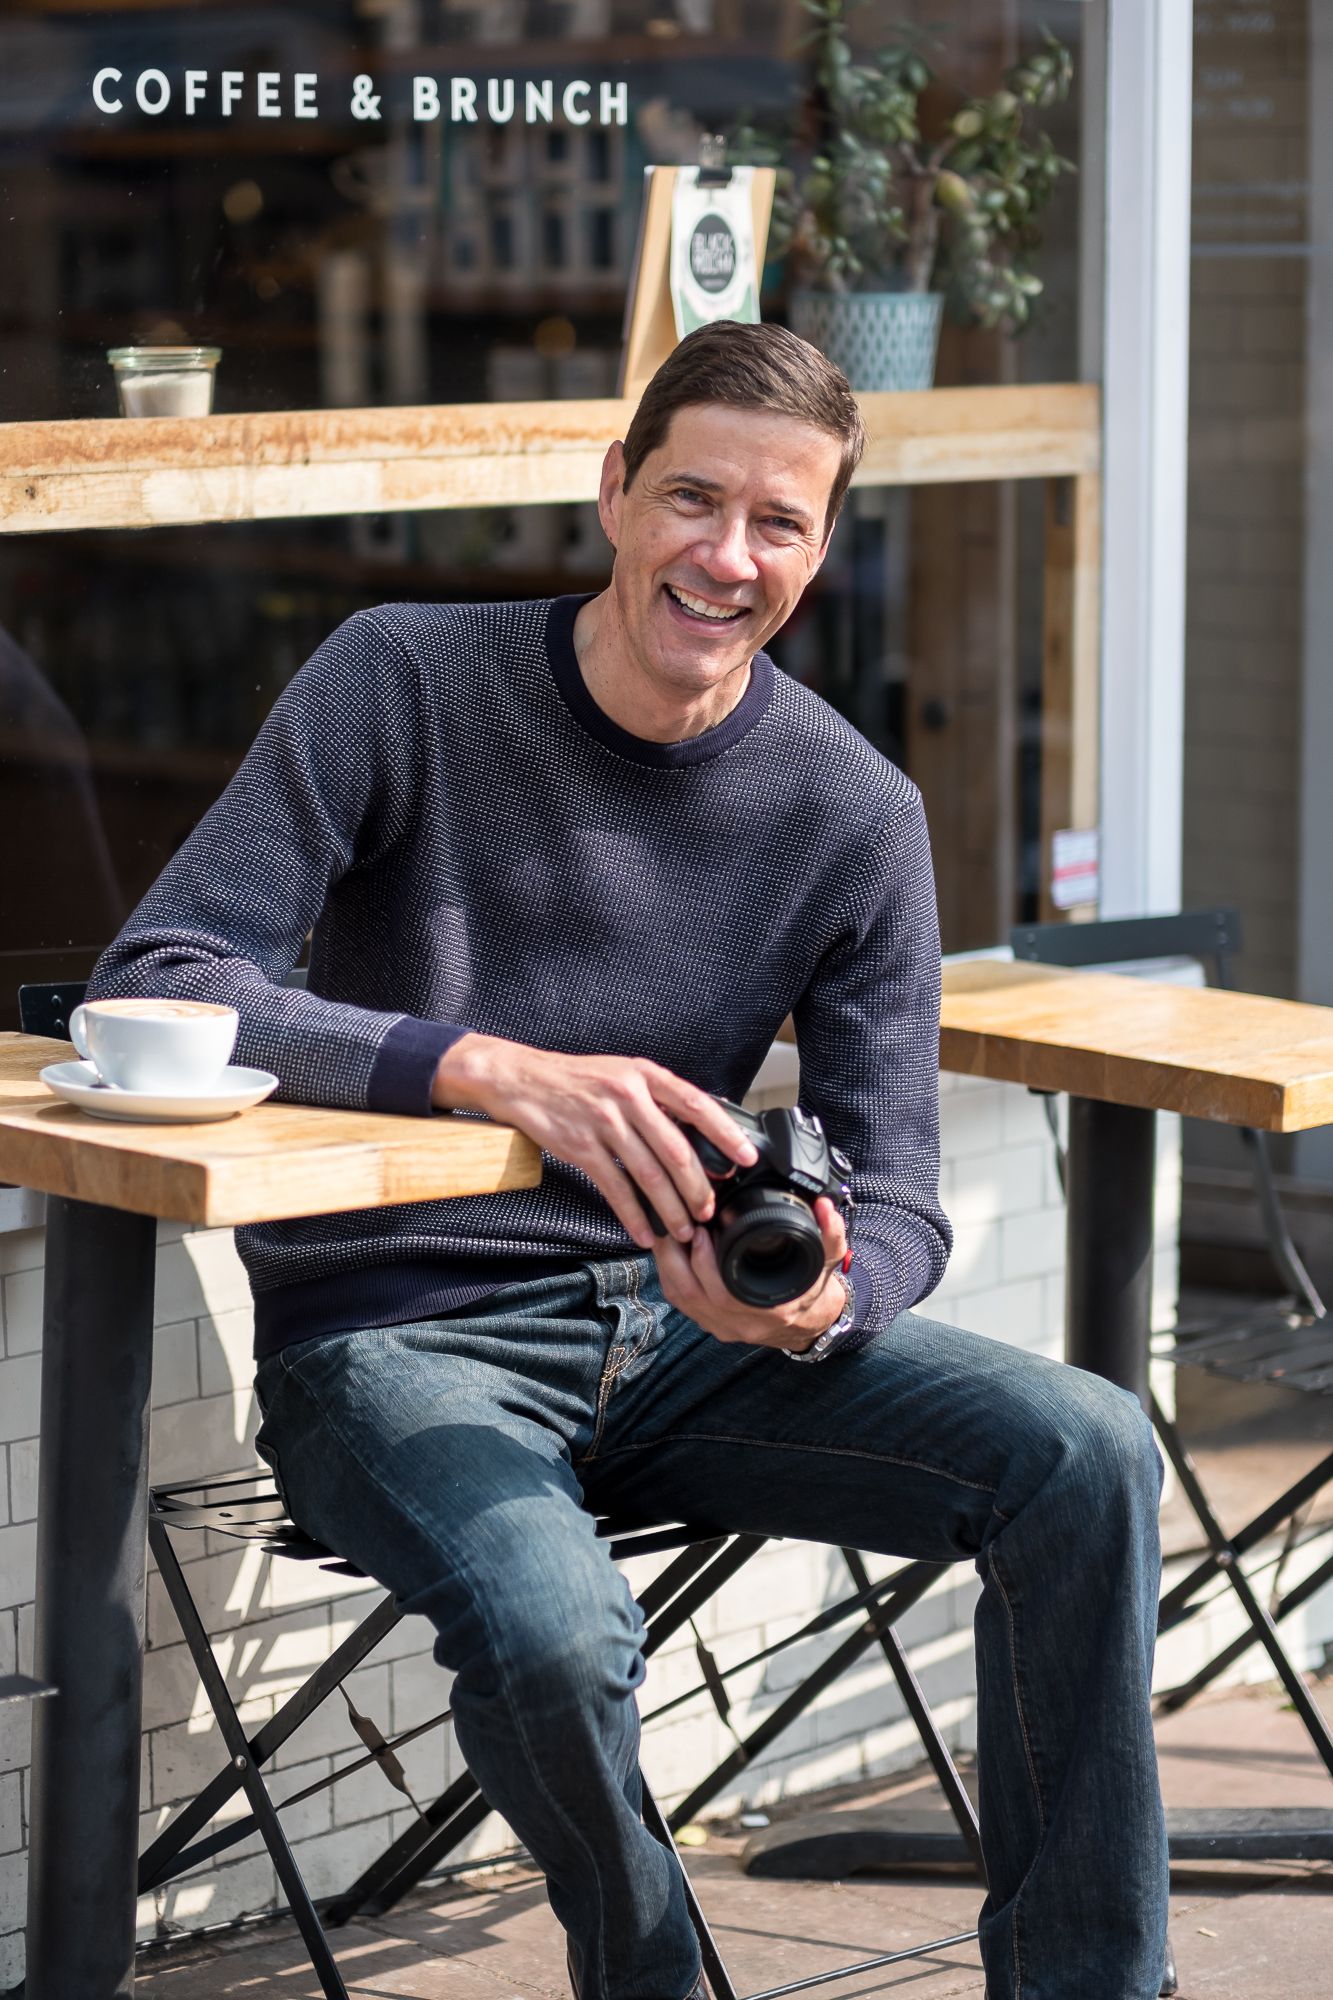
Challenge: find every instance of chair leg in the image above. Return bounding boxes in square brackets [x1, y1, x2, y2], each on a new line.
[840, 1549, 986, 1880]
[323, 1777, 490, 1926]
[639, 1537, 770, 1662]
[1240, 1125, 1327, 1319]
[1157, 1444, 1333, 1635]
[1158, 1543, 1333, 1715]
[140, 1544, 401, 1892]
[641, 1773, 739, 2000]
[147, 1521, 352, 2000]
[667, 1559, 947, 1831]
[329, 1537, 771, 1926]
[1151, 1393, 1333, 1781]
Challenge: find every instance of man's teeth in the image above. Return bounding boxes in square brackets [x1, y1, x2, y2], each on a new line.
[667, 585, 745, 622]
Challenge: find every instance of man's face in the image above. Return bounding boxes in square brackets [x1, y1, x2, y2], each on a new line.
[597, 402, 843, 698]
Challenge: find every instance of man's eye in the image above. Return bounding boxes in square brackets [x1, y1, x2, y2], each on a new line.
[674, 488, 708, 505]
[768, 517, 801, 533]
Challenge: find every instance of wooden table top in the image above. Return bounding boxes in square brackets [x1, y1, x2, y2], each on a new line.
[5, 960, 1331, 1227]
[0, 1034, 542, 1226]
[940, 960, 1333, 1132]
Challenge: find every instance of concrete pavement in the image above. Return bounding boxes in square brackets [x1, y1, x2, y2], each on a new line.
[132, 1680, 1333, 2000]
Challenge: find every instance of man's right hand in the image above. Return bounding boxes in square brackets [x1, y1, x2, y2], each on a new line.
[431, 1034, 759, 1250]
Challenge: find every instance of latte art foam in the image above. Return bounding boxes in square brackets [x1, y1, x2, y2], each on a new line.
[85, 998, 232, 1021]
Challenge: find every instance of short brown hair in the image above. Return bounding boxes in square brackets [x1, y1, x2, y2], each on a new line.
[621, 321, 867, 541]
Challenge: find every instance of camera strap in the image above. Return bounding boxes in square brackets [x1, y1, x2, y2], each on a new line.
[838, 1184, 855, 1274]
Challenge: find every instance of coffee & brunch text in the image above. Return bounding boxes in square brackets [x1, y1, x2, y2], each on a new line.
[90, 69, 629, 126]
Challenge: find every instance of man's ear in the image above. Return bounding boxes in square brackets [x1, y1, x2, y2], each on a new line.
[598, 440, 627, 549]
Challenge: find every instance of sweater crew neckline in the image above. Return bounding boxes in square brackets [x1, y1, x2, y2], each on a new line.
[545, 593, 775, 767]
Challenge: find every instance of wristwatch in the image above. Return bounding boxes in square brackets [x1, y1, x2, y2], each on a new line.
[784, 1271, 857, 1365]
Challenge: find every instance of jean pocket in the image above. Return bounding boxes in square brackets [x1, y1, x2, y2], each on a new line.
[253, 1369, 295, 1517]
[252, 1427, 288, 1507]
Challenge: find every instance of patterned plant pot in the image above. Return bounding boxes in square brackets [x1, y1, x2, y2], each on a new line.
[789, 289, 944, 392]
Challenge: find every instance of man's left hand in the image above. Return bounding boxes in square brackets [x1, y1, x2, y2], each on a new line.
[652, 1194, 850, 1354]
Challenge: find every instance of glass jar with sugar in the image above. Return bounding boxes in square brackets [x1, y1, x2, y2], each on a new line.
[107, 346, 222, 417]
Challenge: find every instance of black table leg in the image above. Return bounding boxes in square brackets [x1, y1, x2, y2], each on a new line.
[1065, 1095, 1157, 1403]
[25, 1197, 157, 2000]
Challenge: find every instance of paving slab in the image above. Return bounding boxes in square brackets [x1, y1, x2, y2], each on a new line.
[137, 1910, 558, 1999]
[131, 1682, 1333, 2000]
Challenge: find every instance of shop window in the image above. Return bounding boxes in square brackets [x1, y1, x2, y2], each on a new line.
[0, 0, 1094, 1021]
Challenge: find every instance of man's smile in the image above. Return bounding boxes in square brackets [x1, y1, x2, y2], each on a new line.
[663, 582, 749, 625]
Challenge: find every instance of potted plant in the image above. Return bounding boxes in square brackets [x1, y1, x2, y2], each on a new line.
[736, 1, 1074, 391]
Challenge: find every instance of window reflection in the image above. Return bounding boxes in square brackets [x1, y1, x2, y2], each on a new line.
[0, 0, 1092, 1021]
[0, 623, 125, 985]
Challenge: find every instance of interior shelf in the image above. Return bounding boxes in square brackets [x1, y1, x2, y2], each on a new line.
[0, 383, 1100, 537]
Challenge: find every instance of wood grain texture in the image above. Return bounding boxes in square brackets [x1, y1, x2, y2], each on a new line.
[940, 960, 1333, 1132]
[0, 1035, 541, 1225]
[855, 383, 1100, 488]
[0, 384, 1100, 534]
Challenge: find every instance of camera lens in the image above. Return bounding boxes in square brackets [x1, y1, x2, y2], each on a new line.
[714, 1189, 826, 1307]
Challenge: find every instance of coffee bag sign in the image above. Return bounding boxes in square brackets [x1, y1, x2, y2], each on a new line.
[669, 167, 760, 338]
[689, 216, 738, 293]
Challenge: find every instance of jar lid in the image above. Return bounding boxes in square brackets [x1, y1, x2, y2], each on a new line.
[107, 346, 222, 368]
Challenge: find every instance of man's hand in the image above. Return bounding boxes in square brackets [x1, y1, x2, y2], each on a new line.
[652, 1193, 850, 1354]
[431, 1034, 759, 1248]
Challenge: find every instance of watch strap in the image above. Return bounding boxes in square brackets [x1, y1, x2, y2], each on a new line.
[783, 1271, 857, 1364]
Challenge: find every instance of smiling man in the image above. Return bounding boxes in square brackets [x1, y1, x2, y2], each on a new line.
[90, 322, 1168, 2000]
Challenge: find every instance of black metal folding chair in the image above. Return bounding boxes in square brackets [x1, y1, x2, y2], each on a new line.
[1011, 910, 1333, 1784]
[326, 1536, 983, 1913]
[0, 1677, 54, 1706]
[18, 980, 983, 1998]
[139, 1479, 979, 2000]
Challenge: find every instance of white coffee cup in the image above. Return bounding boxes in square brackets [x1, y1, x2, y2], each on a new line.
[68, 998, 239, 1095]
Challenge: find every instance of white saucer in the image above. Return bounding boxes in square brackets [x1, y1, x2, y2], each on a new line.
[40, 1060, 279, 1124]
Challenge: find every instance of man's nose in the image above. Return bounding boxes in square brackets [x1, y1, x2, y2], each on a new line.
[697, 514, 758, 582]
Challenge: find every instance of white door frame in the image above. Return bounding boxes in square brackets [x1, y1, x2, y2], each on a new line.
[1296, 3, 1333, 1181]
[1093, 0, 1194, 920]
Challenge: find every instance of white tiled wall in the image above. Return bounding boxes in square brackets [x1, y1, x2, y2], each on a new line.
[0, 1071, 1182, 1979]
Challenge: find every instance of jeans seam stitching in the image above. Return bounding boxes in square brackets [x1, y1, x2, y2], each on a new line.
[990, 1546, 1045, 2000]
[587, 1346, 625, 1462]
[584, 1268, 655, 1466]
[624, 1259, 655, 1359]
[584, 1431, 999, 1494]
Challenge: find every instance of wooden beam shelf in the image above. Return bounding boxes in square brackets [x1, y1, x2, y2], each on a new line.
[0, 383, 1098, 537]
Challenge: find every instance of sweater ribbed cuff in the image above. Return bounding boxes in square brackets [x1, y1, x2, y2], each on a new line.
[367, 1017, 472, 1117]
[839, 1221, 938, 1354]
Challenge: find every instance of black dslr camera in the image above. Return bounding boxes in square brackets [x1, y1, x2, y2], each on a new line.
[638, 1095, 854, 1308]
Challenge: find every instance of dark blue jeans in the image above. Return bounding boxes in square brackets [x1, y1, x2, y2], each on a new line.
[254, 1253, 1167, 2000]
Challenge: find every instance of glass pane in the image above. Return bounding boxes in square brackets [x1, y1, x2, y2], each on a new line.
[1186, 1, 1306, 1001]
[0, 0, 1095, 1023]
[1183, 0, 1325, 1192]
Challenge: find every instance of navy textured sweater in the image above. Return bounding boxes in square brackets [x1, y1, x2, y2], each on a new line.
[89, 594, 952, 1359]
